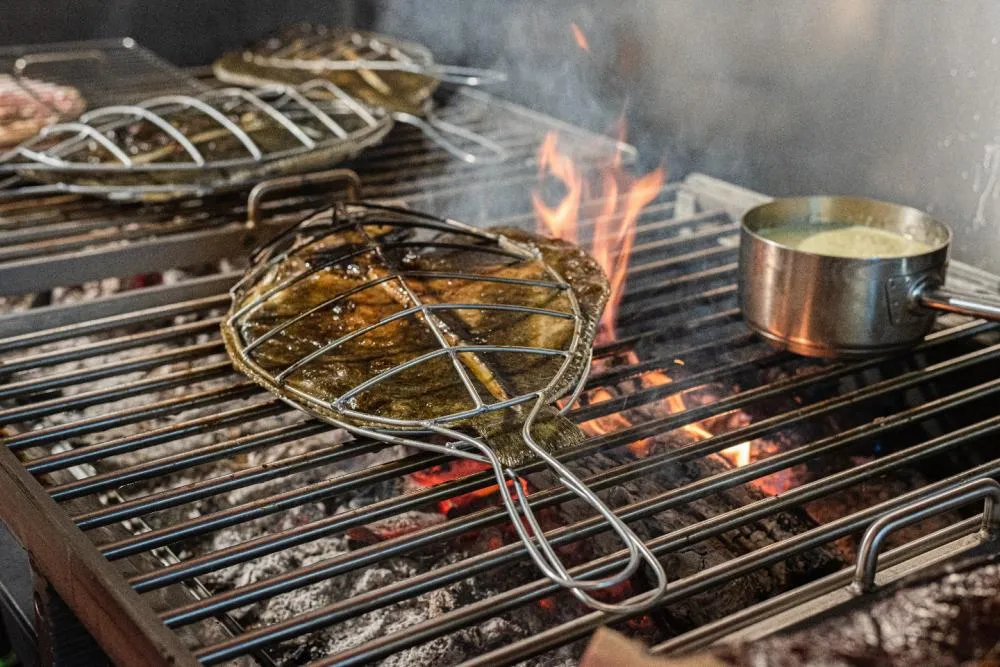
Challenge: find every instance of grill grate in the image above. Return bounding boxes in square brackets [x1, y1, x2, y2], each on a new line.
[0, 87, 628, 304]
[0, 38, 207, 107]
[2, 71, 1000, 667]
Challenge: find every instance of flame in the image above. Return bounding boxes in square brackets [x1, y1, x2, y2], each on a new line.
[532, 132, 582, 244]
[570, 22, 591, 52]
[533, 129, 664, 344]
[719, 441, 752, 468]
[532, 126, 783, 494]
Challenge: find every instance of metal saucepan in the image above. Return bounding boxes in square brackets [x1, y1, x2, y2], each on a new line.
[739, 196, 1000, 358]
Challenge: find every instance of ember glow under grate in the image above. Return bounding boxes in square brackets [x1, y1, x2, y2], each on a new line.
[2, 69, 1000, 667]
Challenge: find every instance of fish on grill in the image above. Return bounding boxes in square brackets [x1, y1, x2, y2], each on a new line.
[5, 85, 392, 200]
[221, 204, 609, 467]
[213, 25, 439, 117]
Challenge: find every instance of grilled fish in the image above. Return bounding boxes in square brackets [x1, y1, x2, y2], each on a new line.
[222, 206, 609, 467]
[8, 86, 391, 200]
[213, 25, 439, 117]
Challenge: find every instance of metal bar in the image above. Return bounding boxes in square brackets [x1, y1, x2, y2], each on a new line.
[0, 361, 234, 427]
[31, 400, 286, 478]
[0, 340, 224, 400]
[71, 421, 335, 529]
[0, 225, 250, 295]
[3, 378, 254, 450]
[43, 402, 291, 499]
[850, 478, 1000, 593]
[0, 445, 198, 667]
[73, 332, 763, 529]
[652, 517, 982, 654]
[0, 294, 228, 354]
[0, 317, 222, 373]
[194, 413, 1000, 664]
[102, 448, 444, 561]
[0, 275, 236, 339]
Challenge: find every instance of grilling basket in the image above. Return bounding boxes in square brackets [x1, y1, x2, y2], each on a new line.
[0, 80, 394, 201]
[739, 196, 1000, 358]
[212, 24, 507, 164]
[221, 200, 668, 613]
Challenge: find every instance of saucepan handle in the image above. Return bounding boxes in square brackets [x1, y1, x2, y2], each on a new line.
[916, 285, 1000, 321]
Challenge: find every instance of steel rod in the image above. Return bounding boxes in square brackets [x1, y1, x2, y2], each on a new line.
[1, 362, 237, 430]
[0, 341, 224, 401]
[36, 401, 288, 481]
[452, 457, 1000, 667]
[0, 317, 222, 373]
[4, 378, 255, 450]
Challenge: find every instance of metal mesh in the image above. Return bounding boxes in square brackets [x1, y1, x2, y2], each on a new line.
[226, 205, 580, 428]
[244, 26, 505, 87]
[0, 38, 206, 107]
[0, 80, 392, 199]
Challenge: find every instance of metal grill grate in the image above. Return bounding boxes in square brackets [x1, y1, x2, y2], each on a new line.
[2, 167, 1000, 665]
[0, 87, 629, 305]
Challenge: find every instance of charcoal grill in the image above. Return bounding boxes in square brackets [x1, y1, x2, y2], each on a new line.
[3, 48, 1000, 667]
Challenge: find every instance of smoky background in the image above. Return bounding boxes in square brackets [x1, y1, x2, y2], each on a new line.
[2, 0, 1000, 274]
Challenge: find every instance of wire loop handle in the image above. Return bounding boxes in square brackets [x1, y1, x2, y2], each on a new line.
[225, 203, 669, 613]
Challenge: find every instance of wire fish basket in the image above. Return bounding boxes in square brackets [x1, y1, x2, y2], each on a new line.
[0, 80, 393, 201]
[221, 202, 668, 613]
[213, 25, 508, 164]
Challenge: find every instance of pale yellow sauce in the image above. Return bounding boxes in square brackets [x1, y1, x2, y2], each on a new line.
[756, 223, 933, 258]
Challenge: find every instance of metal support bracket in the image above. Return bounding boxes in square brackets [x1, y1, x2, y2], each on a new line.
[851, 477, 1000, 594]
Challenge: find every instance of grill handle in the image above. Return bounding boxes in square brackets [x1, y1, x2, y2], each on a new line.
[851, 477, 1000, 594]
[917, 285, 1000, 321]
[245, 168, 362, 230]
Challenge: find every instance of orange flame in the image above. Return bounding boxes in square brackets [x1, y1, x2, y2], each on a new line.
[719, 441, 751, 468]
[570, 22, 590, 51]
[533, 127, 770, 487]
[533, 129, 664, 344]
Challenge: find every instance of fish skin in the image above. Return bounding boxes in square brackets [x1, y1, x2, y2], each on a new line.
[222, 207, 609, 467]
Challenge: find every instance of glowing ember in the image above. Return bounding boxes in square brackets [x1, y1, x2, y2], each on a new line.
[570, 22, 590, 51]
[410, 459, 529, 517]
[532, 129, 664, 344]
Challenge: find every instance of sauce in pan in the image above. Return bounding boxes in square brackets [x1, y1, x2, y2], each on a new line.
[756, 222, 933, 258]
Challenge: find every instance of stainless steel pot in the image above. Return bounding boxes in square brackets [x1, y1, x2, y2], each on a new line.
[739, 196, 1000, 358]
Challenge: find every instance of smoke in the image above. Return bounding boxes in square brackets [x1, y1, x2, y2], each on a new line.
[363, 1, 653, 227]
